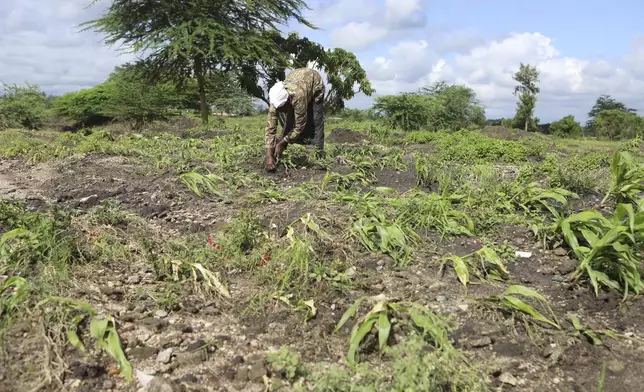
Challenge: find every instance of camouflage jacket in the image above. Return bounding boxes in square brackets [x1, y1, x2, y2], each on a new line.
[265, 68, 325, 149]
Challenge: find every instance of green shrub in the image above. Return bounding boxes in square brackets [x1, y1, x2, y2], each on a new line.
[550, 115, 583, 138]
[0, 83, 49, 129]
[595, 110, 644, 140]
[373, 81, 486, 132]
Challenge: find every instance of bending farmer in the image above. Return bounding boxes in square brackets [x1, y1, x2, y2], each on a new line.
[264, 68, 325, 172]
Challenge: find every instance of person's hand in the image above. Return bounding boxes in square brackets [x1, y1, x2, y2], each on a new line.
[265, 148, 277, 172]
[274, 139, 288, 160]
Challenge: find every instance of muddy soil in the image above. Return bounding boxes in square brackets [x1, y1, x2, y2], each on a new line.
[1, 137, 643, 392]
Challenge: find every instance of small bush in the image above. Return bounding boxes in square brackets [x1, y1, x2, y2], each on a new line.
[0, 83, 49, 129]
[550, 115, 583, 138]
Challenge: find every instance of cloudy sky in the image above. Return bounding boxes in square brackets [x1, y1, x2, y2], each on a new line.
[2, 0, 644, 121]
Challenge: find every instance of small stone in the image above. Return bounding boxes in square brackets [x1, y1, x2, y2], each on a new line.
[159, 332, 183, 349]
[553, 248, 568, 256]
[103, 380, 115, 389]
[127, 275, 142, 285]
[155, 309, 169, 318]
[249, 340, 260, 348]
[182, 306, 199, 314]
[607, 359, 625, 374]
[156, 348, 174, 364]
[553, 377, 560, 384]
[344, 266, 357, 278]
[457, 304, 469, 312]
[469, 337, 492, 348]
[499, 373, 518, 386]
[377, 259, 386, 266]
[436, 295, 447, 302]
[268, 323, 287, 331]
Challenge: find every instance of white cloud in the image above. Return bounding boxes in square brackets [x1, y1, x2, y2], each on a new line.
[1, 0, 135, 94]
[330, 0, 429, 51]
[330, 22, 389, 52]
[359, 32, 644, 121]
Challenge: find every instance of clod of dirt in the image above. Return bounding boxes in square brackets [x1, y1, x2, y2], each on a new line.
[247, 360, 267, 382]
[468, 337, 493, 348]
[147, 376, 184, 392]
[140, 317, 170, 332]
[553, 247, 568, 256]
[70, 362, 105, 379]
[327, 128, 368, 144]
[99, 286, 125, 300]
[130, 346, 159, 360]
[121, 312, 139, 322]
[608, 359, 626, 374]
[493, 343, 524, 357]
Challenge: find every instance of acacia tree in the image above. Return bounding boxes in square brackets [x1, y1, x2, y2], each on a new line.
[512, 63, 540, 132]
[83, 0, 315, 125]
[585, 94, 636, 135]
[239, 32, 374, 113]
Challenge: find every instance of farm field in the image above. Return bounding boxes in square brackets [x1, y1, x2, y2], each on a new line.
[1, 116, 643, 392]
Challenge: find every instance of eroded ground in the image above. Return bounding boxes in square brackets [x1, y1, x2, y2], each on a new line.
[1, 121, 643, 392]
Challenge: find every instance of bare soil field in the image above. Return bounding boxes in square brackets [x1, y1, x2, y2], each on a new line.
[1, 121, 643, 392]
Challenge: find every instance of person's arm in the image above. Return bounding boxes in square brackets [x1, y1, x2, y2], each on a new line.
[265, 105, 279, 149]
[283, 94, 307, 143]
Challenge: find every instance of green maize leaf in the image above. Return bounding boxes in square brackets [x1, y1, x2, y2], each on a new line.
[348, 316, 377, 364]
[335, 297, 366, 332]
[450, 256, 470, 286]
[374, 187, 397, 194]
[503, 285, 548, 302]
[501, 296, 559, 329]
[377, 312, 391, 351]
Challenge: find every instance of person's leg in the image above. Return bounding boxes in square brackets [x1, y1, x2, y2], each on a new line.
[311, 97, 325, 159]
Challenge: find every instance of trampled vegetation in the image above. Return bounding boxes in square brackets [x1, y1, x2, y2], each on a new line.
[1, 1, 644, 392]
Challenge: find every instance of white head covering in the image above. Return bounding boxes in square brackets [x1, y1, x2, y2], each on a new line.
[269, 81, 289, 108]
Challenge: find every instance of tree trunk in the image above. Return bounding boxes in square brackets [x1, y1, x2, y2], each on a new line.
[194, 59, 208, 125]
[524, 118, 528, 132]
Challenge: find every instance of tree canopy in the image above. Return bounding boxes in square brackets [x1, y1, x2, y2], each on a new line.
[83, 0, 316, 124]
[512, 63, 540, 132]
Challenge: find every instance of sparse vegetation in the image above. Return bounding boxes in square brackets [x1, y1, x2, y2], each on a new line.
[2, 2, 644, 392]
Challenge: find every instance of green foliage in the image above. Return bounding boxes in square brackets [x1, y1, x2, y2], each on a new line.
[550, 115, 583, 138]
[101, 64, 183, 128]
[334, 295, 453, 365]
[267, 347, 307, 381]
[36, 297, 132, 381]
[512, 63, 540, 132]
[239, 32, 374, 112]
[0, 82, 49, 129]
[479, 285, 560, 328]
[441, 246, 509, 286]
[602, 151, 644, 206]
[0, 201, 82, 278]
[595, 109, 644, 140]
[373, 81, 486, 131]
[54, 64, 183, 128]
[53, 85, 113, 127]
[562, 204, 644, 298]
[83, 0, 315, 124]
[586, 94, 637, 133]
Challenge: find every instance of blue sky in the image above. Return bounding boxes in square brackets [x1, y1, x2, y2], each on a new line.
[2, 0, 643, 122]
